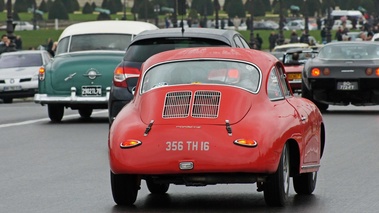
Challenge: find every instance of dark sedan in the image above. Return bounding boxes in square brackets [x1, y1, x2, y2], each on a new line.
[108, 28, 252, 124]
[302, 41, 379, 111]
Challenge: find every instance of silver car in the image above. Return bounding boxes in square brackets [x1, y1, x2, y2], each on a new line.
[0, 50, 52, 103]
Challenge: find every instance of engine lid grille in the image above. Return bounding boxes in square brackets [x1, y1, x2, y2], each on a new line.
[162, 90, 221, 119]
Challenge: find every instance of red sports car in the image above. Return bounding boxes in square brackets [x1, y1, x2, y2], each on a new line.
[108, 47, 325, 207]
[282, 48, 317, 93]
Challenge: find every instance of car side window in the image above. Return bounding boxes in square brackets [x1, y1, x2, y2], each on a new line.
[237, 35, 251, 48]
[278, 66, 292, 97]
[267, 67, 284, 100]
[55, 37, 69, 55]
[233, 35, 244, 48]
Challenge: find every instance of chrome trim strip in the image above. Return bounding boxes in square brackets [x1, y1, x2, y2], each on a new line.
[34, 87, 111, 104]
[301, 164, 320, 170]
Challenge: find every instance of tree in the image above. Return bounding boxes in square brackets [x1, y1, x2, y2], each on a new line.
[48, 0, 69, 20]
[82, 2, 93, 14]
[225, 0, 245, 18]
[245, 0, 266, 17]
[0, 0, 4, 12]
[14, 0, 28, 12]
[191, 0, 214, 16]
[39, 0, 48, 12]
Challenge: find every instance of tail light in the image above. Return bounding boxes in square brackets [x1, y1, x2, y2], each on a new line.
[376, 68, 379, 76]
[39, 67, 45, 81]
[311, 68, 321, 77]
[366, 68, 373, 75]
[113, 66, 140, 88]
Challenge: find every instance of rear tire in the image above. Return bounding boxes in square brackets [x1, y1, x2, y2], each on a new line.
[301, 84, 328, 111]
[264, 144, 290, 207]
[293, 172, 317, 195]
[78, 108, 93, 118]
[146, 178, 170, 194]
[110, 171, 139, 206]
[48, 104, 64, 122]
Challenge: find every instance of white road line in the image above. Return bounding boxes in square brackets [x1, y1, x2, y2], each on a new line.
[0, 110, 107, 128]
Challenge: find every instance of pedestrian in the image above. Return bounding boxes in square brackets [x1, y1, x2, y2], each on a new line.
[299, 30, 309, 44]
[0, 34, 16, 54]
[268, 31, 278, 52]
[321, 27, 327, 44]
[47, 38, 55, 56]
[255, 33, 263, 50]
[15, 35, 22, 50]
[289, 30, 299, 43]
[335, 27, 343, 41]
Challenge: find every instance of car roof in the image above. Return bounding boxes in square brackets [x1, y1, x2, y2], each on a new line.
[130, 28, 240, 45]
[58, 20, 158, 41]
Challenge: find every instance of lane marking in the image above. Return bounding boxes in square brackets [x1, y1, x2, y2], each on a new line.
[0, 110, 107, 128]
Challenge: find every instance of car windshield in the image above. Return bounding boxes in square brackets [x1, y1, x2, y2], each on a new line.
[318, 43, 379, 59]
[141, 60, 261, 93]
[56, 34, 132, 54]
[125, 38, 229, 62]
[283, 51, 316, 64]
[0, 53, 42, 68]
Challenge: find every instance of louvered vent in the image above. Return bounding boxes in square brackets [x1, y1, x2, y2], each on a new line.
[192, 91, 221, 118]
[162, 90, 221, 119]
[162, 91, 192, 118]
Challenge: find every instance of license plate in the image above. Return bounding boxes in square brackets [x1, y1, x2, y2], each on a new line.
[287, 73, 302, 81]
[3, 86, 22, 91]
[337, 81, 358, 90]
[81, 86, 102, 96]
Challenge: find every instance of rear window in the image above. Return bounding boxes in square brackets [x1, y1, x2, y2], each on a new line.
[124, 38, 229, 62]
[0, 53, 42, 68]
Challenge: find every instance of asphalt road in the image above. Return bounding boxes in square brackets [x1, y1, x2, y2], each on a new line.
[2, 100, 379, 213]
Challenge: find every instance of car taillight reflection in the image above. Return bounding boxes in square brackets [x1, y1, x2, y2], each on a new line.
[113, 66, 140, 88]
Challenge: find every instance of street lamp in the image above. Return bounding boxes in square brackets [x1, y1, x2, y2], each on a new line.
[326, 6, 332, 43]
[154, 4, 160, 27]
[249, 0, 255, 48]
[122, 0, 127, 20]
[303, 0, 309, 44]
[6, 0, 14, 40]
[277, 0, 285, 45]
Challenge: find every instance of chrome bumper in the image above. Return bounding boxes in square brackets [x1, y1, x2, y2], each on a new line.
[34, 87, 111, 104]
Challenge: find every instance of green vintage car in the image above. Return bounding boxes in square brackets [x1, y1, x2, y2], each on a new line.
[34, 20, 158, 122]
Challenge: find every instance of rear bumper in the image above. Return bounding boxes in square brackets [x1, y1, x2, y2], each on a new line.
[34, 86, 111, 104]
[0, 88, 37, 99]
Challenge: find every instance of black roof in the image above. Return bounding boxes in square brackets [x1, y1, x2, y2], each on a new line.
[131, 28, 242, 46]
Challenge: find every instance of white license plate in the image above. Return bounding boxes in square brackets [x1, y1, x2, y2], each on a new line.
[3, 86, 22, 91]
[337, 81, 358, 90]
[81, 86, 102, 96]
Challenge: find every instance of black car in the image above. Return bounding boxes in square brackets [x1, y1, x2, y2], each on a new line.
[108, 28, 251, 123]
[302, 41, 379, 111]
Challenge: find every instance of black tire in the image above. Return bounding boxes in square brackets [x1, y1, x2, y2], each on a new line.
[110, 171, 139, 206]
[2, 98, 13, 103]
[264, 144, 290, 207]
[293, 172, 317, 195]
[78, 108, 93, 118]
[146, 178, 170, 194]
[48, 104, 64, 122]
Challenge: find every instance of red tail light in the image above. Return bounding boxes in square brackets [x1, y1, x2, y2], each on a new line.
[376, 68, 379, 76]
[366, 68, 373, 75]
[113, 66, 140, 88]
[311, 68, 321, 77]
[39, 67, 45, 81]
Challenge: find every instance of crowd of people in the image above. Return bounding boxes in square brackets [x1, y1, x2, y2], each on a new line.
[0, 34, 22, 54]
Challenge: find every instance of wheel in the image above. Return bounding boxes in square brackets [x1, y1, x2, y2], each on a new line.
[293, 172, 317, 195]
[48, 104, 64, 122]
[264, 144, 290, 207]
[301, 84, 328, 111]
[2, 98, 13, 103]
[78, 108, 93, 118]
[146, 178, 170, 194]
[110, 171, 139, 206]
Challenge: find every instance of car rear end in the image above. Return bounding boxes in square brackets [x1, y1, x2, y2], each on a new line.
[108, 29, 236, 123]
